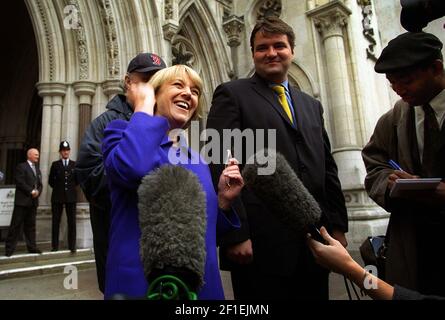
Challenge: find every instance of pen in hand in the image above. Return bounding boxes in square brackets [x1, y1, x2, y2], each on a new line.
[225, 149, 232, 187]
[388, 159, 404, 172]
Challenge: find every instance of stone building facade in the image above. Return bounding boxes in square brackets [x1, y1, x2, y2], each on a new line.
[1, 0, 445, 249]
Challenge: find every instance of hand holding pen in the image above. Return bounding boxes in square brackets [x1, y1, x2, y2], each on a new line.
[218, 150, 244, 210]
[225, 149, 232, 187]
[388, 159, 404, 172]
[387, 159, 419, 189]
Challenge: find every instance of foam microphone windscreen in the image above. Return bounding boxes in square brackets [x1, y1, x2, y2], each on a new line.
[242, 150, 321, 236]
[137, 165, 207, 289]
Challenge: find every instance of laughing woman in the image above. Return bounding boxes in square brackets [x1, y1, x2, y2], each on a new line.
[102, 65, 244, 299]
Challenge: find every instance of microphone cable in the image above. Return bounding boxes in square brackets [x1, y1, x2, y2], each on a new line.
[343, 276, 363, 300]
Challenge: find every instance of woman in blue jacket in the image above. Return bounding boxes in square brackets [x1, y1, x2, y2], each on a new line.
[102, 65, 244, 299]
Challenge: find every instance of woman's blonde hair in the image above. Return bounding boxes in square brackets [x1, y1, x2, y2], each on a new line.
[148, 65, 204, 128]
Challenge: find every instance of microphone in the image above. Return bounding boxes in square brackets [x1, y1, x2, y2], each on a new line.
[242, 150, 322, 238]
[137, 165, 207, 300]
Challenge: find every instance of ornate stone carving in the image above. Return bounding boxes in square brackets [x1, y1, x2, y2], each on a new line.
[172, 40, 195, 67]
[73, 81, 96, 103]
[357, 0, 377, 60]
[165, 0, 174, 20]
[257, 0, 282, 21]
[99, 0, 120, 77]
[308, 1, 351, 39]
[102, 79, 123, 97]
[36, 0, 55, 81]
[163, 22, 179, 42]
[36, 82, 67, 98]
[171, 36, 201, 72]
[222, 15, 244, 47]
[68, 0, 89, 80]
[216, 0, 233, 9]
[162, 0, 179, 42]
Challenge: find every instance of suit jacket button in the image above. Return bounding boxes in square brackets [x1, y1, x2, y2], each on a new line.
[299, 165, 307, 172]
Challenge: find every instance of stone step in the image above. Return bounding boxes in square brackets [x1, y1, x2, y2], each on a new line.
[0, 248, 94, 266]
[0, 241, 53, 254]
[0, 249, 96, 280]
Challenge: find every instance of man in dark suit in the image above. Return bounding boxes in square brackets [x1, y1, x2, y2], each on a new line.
[206, 16, 348, 299]
[49, 141, 78, 253]
[4, 148, 42, 256]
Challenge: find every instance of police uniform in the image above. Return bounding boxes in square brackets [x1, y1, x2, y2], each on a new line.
[48, 141, 77, 252]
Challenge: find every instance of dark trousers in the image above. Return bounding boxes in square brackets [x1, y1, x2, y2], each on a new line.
[230, 248, 329, 300]
[89, 201, 110, 294]
[5, 205, 38, 254]
[417, 214, 445, 296]
[51, 202, 77, 250]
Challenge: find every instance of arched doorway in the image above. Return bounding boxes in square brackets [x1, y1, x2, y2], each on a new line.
[0, 1, 41, 185]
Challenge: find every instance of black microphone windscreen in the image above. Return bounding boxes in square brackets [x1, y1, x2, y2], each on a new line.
[242, 150, 321, 236]
[137, 165, 207, 289]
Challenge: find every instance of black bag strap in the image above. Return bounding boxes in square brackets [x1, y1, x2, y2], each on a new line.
[344, 276, 363, 300]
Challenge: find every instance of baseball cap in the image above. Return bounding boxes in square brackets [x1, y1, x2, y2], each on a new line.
[127, 53, 167, 73]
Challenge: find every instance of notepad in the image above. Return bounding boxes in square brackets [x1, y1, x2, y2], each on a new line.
[389, 178, 442, 198]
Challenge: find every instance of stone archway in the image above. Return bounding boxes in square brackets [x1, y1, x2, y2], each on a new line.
[0, 1, 41, 185]
[176, 0, 232, 115]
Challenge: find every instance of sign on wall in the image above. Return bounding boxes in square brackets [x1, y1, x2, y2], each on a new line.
[0, 186, 15, 227]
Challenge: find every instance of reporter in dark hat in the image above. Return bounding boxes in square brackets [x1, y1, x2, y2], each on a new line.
[374, 32, 443, 75]
[49, 140, 78, 253]
[362, 31, 445, 296]
[75, 52, 166, 293]
[374, 32, 444, 107]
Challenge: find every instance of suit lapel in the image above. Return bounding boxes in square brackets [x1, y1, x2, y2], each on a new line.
[438, 122, 445, 151]
[289, 86, 304, 130]
[26, 162, 36, 177]
[250, 74, 297, 130]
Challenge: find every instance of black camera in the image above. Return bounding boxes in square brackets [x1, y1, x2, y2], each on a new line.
[401, 0, 445, 32]
[307, 224, 327, 245]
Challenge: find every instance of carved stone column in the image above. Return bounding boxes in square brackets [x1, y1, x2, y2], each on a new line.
[310, 2, 357, 150]
[102, 79, 122, 102]
[73, 81, 96, 203]
[162, 0, 179, 41]
[36, 82, 67, 206]
[308, 1, 388, 248]
[73, 81, 96, 146]
[223, 15, 244, 80]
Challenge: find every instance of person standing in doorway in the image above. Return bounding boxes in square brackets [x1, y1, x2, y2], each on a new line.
[49, 141, 78, 253]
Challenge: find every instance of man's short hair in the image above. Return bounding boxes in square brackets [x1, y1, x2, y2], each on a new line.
[374, 32, 443, 74]
[250, 16, 295, 52]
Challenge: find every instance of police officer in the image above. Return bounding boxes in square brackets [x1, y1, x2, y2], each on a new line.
[49, 141, 78, 253]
